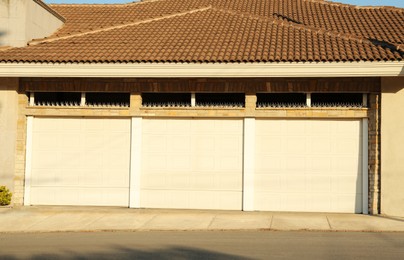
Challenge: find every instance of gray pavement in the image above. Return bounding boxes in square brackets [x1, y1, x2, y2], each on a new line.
[1, 206, 404, 233]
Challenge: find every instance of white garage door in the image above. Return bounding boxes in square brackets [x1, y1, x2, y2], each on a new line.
[30, 117, 131, 206]
[141, 119, 243, 210]
[255, 119, 363, 213]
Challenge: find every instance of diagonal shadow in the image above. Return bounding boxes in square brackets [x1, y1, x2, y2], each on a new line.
[0, 246, 253, 260]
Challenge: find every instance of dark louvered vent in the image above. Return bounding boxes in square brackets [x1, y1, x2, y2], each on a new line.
[311, 93, 364, 108]
[86, 93, 129, 107]
[33, 92, 81, 107]
[257, 93, 306, 108]
[142, 93, 191, 107]
[196, 93, 245, 108]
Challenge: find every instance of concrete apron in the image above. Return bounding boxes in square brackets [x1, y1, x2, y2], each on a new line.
[1, 206, 404, 233]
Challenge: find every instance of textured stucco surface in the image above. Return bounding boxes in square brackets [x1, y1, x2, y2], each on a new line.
[0, 0, 63, 47]
[381, 77, 404, 217]
[0, 78, 18, 192]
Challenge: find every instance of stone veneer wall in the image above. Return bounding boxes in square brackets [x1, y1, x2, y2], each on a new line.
[368, 94, 381, 214]
[13, 91, 28, 205]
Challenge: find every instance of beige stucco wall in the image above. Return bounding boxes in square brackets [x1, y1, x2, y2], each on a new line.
[0, 78, 18, 193]
[0, 0, 63, 47]
[381, 77, 404, 217]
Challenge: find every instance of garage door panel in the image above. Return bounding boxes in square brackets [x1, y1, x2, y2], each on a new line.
[255, 119, 362, 213]
[215, 174, 242, 190]
[218, 156, 242, 171]
[337, 139, 361, 155]
[167, 135, 191, 152]
[33, 118, 60, 132]
[284, 157, 306, 171]
[285, 121, 307, 134]
[307, 176, 332, 192]
[143, 135, 166, 153]
[194, 136, 215, 152]
[143, 155, 167, 170]
[335, 120, 361, 135]
[168, 174, 191, 189]
[306, 194, 332, 212]
[192, 120, 215, 132]
[310, 138, 332, 153]
[32, 150, 59, 169]
[140, 190, 242, 210]
[256, 138, 282, 155]
[31, 169, 59, 186]
[194, 156, 215, 170]
[31, 187, 129, 207]
[30, 118, 130, 206]
[331, 175, 362, 193]
[82, 152, 103, 168]
[141, 119, 243, 210]
[34, 133, 60, 150]
[58, 169, 79, 186]
[281, 194, 307, 211]
[141, 173, 167, 189]
[281, 175, 307, 192]
[332, 194, 362, 213]
[309, 157, 333, 172]
[78, 169, 100, 186]
[256, 156, 282, 171]
[167, 154, 192, 170]
[193, 174, 215, 189]
[167, 120, 191, 132]
[255, 174, 281, 192]
[255, 193, 282, 211]
[336, 157, 362, 172]
[309, 121, 331, 134]
[286, 137, 307, 153]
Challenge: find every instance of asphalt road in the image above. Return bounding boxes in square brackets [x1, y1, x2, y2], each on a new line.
[1, 231, 404, 259]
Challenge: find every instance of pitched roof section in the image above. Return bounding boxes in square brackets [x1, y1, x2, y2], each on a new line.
[1, 0, 403, 63]
[49, 0, 211, 38]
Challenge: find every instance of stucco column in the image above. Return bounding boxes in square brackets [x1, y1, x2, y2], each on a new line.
[381, 77, 404, 217]
[129, 117, 142, 208]
[243, 117, 255, 211]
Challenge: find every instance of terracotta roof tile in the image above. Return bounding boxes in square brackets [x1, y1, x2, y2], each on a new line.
[0, 0, 403, 63]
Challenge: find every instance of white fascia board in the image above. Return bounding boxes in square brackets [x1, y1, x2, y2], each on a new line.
[0, 61, 403, 77]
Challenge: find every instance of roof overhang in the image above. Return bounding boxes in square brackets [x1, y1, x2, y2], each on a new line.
[0, 61, 403, 78]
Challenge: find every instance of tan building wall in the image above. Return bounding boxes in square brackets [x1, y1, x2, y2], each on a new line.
[0, 0, 64, 47]
[0, 78, 18, 193]
[381, 77, 404, 217]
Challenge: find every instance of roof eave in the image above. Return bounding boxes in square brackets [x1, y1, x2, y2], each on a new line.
[0, 61, 403, 78]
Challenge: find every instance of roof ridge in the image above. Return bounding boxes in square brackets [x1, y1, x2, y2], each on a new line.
[28, 5, 212, 46]
[48, 0, 164, 8]
[304, 0, 404, 12]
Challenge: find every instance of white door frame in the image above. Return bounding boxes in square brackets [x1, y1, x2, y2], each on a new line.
[362, 118, 369, 215]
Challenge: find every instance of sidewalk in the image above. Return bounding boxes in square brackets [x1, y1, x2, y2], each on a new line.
[1, 206, 404, 233]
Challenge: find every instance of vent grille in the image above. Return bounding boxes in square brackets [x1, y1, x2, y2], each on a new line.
[142, 93, 191, 108]
[33, 92, 81, 107]
[257, 93, 306, 108]
[86, 93, 129, 107]
[311, 93, 364, 108]
[196, 93, 245, 108]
